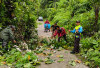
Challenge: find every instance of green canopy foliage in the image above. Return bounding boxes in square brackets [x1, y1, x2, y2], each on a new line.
[0, 0, 39, 41]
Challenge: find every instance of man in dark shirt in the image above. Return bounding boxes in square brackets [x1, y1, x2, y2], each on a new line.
[51, 23, 57, 35]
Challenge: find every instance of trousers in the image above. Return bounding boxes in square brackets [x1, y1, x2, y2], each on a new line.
[73, 35, 80, 53]
[1, 40, 8, 51]
[58, 34, 67, 42]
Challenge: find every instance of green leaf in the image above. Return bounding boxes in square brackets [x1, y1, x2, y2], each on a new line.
[90, 57, 99, 61]
[39, 59, 44, 62]
[45, 59, 54, 64]
[24, 63, 32, 68]
[69, 61, 76, 66]
[85, 62, 90, 66]
[48, 53, 53, 56]
[92, 40, 98, 45]
[59, 55, 64, 58]
[57, 59, 64, 62]
[65, 51, 68, 53]
[33, 62, 41, 66]
[57, 47, 63, 51]
[34, 51, 43, 54]
[7, 63, 12, 66]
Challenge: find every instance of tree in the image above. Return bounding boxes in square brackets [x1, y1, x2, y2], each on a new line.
[40, 0, 59, 9]
[89, 0, 100, 31]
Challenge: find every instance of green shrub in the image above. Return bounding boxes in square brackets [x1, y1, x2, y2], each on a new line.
[80, 36, 100, 67]
[1, 49, 38, 68]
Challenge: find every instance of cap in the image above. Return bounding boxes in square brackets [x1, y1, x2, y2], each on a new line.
[76, 21, 80, 23]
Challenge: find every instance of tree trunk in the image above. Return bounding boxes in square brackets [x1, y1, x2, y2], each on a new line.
[0, 0, 1, 3]
[54, 0, 56, 9]
[94, 6, 99, 31]
[71, 11, 74, 18]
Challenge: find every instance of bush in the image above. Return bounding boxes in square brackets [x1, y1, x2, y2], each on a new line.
[0, 49, 39, 68]
[80, 35, 100, 67]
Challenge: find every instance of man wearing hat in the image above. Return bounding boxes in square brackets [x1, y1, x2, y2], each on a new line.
[69, 21, 83, 54]
[0, 25, 16, 52]
[51, 22, 58, 35]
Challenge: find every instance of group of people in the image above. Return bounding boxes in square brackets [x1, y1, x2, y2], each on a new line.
[50, 20, 83, 54]
[0, 20, 83, 54]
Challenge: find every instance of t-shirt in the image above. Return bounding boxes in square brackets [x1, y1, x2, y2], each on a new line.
[53, 27, 66, 37]
[45, 20, 50, 24]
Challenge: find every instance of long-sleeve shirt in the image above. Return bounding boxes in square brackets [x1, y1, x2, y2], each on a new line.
[70, 25, 83, 33]
[45, 20, 50, 24]
[53, 27, 66, 37]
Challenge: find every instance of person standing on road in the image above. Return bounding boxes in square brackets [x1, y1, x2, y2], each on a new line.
[69, 21, 83, 54]
[44, 19, 51, 32]
[0, 25, 16, 52]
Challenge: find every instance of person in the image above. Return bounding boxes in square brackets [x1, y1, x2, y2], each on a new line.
[44, 19, 50, 32]
[52, 26, 67, 43]
[51, 22, 58, 35]
[44, 19, 50, 24]
[69, 21, 83, 54]
[0, 25, 16, 52]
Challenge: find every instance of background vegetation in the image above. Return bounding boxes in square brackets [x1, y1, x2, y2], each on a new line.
[0, 0, 100, 68]
[0, 0, 40, 49]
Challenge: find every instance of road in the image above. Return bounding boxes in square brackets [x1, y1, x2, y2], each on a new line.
[37, 21, 89, 68]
